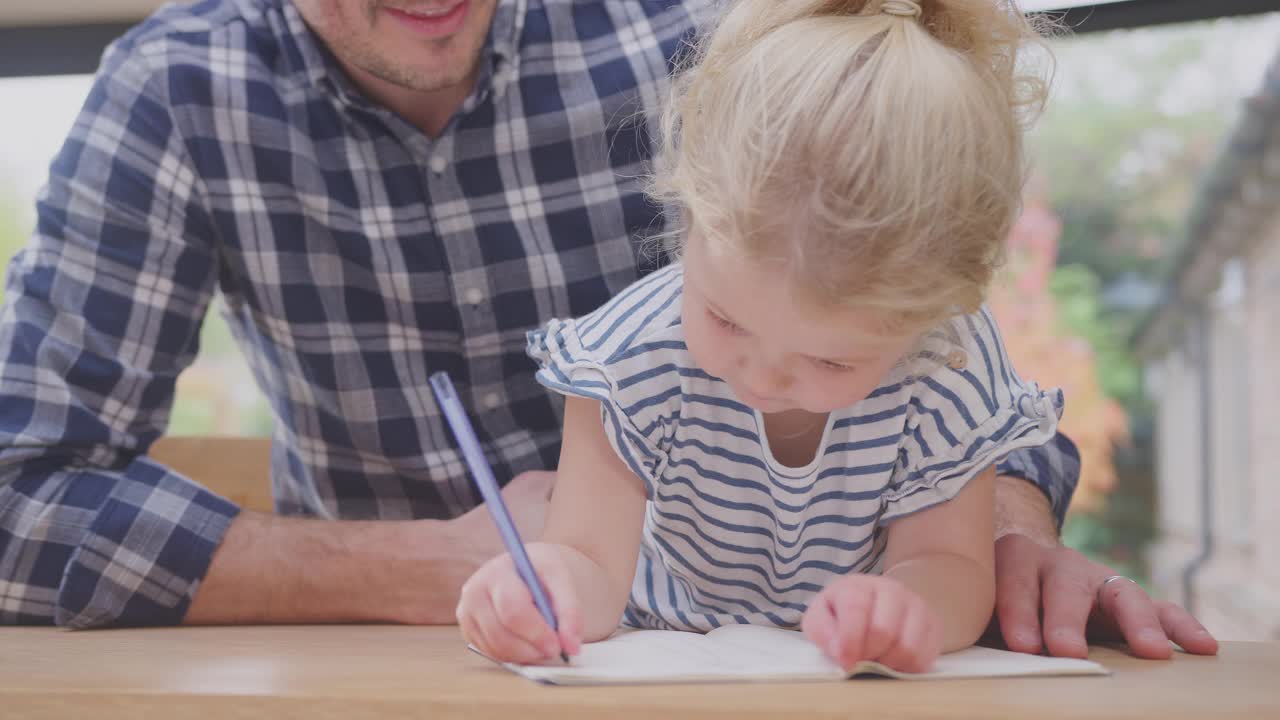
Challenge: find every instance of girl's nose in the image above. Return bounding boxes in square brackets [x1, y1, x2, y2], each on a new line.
[737, 352, 793, 397]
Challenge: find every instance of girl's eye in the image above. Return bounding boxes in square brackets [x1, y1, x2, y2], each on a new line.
[708, 308, 743, 334]
[814, 358, 857, 373]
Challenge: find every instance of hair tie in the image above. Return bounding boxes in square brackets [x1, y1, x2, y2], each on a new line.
[881, 0, 922, 18]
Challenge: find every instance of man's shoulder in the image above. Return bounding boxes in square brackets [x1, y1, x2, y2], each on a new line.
[537, 0, 715, 17]
[530, 0, 716, 44]
[103, 0, 296, 87]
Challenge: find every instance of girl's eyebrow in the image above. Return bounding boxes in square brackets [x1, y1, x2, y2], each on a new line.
[706, 292, 881, 365]
[705, 299, 742, 326]
[806, 343, 881, 366]
[806, 349, 875, 365]
[808, 354, 859, 366]
[813, 345, 896, 366]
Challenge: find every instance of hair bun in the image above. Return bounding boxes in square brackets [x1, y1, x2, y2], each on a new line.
[880, 0, 922, 18]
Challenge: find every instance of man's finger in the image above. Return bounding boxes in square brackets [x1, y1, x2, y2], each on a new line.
[1097, 577, 1171, 660]
[1156, 600, 1219, 656]
[1040, 552, 1094, 659]
[508, 470, 556, 501]
[994, 534, 1046, 654]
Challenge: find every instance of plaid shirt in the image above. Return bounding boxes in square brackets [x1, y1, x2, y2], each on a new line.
[0, 0, 1079, 628]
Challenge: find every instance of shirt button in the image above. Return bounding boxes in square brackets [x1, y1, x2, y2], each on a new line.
[483, 393, 502, 410]
[463, 287, 485, 305]
[429, 154, 448, 174]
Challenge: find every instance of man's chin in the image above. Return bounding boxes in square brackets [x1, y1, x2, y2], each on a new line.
[363, 56, 478, 93]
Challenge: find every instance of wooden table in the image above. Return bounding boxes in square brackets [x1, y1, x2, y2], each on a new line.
[2, 626, 1274, 719]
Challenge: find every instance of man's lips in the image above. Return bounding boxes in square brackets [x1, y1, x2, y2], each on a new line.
[387, 3, 458, 18]
[383, 1, 469, 37]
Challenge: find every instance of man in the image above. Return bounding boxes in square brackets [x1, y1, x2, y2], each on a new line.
[0, 0, 1215, 660]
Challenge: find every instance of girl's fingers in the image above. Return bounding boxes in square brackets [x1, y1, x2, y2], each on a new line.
[459, 583, 548, 664]
[456, 599, 485, 651]
[830, 583, 874, 669]
[475, 587, 553, 664]
[862, 584, 904, 662]
[456, 577, 492, 651]
[802, 591, 840, 660]
[878, 599, 938, 674]
[541, 565, 585, 657]
[490, 573, 563, 660]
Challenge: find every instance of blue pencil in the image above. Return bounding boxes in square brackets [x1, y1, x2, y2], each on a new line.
[428, 371, 570, 664]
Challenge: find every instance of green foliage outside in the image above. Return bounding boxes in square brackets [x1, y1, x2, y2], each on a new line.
[1049, 265, 1146, 412]
[0, 195, 24, 283]
[1050, 263, 1154, 585]
[1032, 24, 1247, 286]
[1033, 13, 1280, 580]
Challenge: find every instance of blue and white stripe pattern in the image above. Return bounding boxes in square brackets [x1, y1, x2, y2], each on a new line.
[529, 264, 1064, 631]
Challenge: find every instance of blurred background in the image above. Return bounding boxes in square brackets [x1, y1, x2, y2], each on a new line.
[1, 0, 1277, 640]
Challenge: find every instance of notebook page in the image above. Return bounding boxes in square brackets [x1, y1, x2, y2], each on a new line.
[496, 629, 751, 685]
[699, 625, 845, 676]
[866, 646, 1110, 680]
[702, 626, 1107, 680]
[482, 626, 1108, 685]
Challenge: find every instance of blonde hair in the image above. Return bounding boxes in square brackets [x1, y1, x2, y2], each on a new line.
[652, 0, 1053, 341]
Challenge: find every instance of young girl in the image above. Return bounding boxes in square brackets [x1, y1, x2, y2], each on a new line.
[456, 0, 1059, 674]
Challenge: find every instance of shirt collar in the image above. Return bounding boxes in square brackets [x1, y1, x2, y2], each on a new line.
[280, 0, 526, 109]
[490, 0, 526, 76]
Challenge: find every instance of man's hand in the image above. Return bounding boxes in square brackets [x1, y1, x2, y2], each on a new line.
[455, 470, 555, 553]
[991, 533, 1219, 659]
[991, 475, 1218, 659]
[408, 469, 555, 622]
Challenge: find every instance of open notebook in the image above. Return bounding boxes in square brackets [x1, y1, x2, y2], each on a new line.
[474, 625, 1108, 686]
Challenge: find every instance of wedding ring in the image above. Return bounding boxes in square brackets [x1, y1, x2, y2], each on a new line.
[1097, 575, 1134, 602]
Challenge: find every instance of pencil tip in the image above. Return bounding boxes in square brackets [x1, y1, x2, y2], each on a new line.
[560, 652, 571, 664]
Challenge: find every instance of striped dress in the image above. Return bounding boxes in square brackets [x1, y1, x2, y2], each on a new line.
[528, 264, 1063, 632]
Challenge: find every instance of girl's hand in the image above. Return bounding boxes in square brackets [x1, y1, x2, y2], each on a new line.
[802, 575, 944, 674]
[455, 543, 584, 664]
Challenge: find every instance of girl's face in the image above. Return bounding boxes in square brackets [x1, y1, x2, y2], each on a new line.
[681, 236, 916, 415]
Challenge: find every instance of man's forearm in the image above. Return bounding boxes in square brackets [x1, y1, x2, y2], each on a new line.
[185, 511, 480, 625]
[995, 475, 1059, 546]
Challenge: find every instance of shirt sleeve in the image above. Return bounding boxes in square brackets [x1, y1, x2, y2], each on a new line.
[883, 308, 1065, 523]
[996, 432, 1080, 530]
[0, 44, 239, 628]
[525, 270, 685, 496]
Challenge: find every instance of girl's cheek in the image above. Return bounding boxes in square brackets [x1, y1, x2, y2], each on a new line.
[687, 323, 723, 374]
